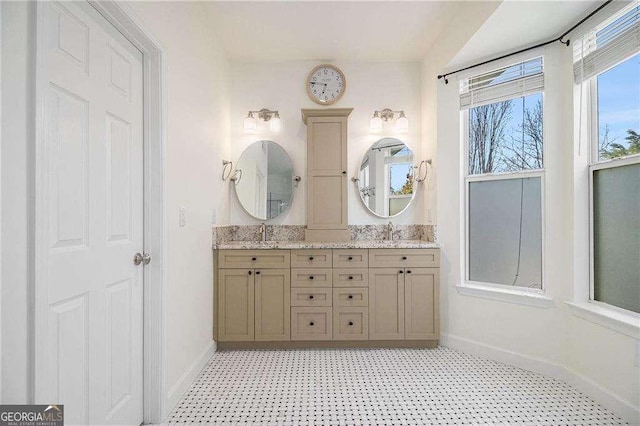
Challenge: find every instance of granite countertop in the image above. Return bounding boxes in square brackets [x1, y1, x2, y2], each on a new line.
[215, 240, 440, 250]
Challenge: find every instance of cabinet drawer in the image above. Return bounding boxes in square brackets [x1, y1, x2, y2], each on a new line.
[333, 268, 368, 287]
[291, 250, 332, 268]
[333, 308, 368, 340]
[368, 249, 440, 268]
[218, 250, 290, 269]
[291, 268, 333, 287]
[333, 249, 368, 268]
[291, 287, 332, 307]
[333, 288, 368, 307]
[291, 307, 332, 340]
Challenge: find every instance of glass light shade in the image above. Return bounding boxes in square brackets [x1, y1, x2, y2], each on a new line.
[370, 115, 383, 132]
[270, 115, 281, 132]
[395, 115, 409, 133]
[243, 115, 257, 133]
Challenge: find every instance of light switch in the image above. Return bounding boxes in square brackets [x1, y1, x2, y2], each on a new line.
[179, 206, 187, 227]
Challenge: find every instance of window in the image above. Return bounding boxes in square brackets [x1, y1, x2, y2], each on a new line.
[575, 4, 640, 313]
[388, 146, 414, 216]
[461, 57, 545, 290]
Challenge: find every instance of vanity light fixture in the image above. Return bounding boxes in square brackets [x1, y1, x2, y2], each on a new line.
[369, 108, 409, 133]
[243, 108, 281, 133]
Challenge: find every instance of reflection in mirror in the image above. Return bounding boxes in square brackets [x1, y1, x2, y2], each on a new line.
[358, 138, 415, 218]
[234, 140, 294, 220]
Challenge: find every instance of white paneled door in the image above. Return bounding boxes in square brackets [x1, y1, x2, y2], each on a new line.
[36, 2, 144, 425]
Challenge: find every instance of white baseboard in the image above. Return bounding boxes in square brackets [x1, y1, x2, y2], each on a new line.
[163, 340, 216, 420]
[441, 333, 639, 425]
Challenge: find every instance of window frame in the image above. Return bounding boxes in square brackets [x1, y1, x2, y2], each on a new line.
[460, 83, 547, 295]
[587, 76, 640, 312]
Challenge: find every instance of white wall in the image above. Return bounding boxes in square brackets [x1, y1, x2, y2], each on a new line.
[124, 1, 230, 414]
[228, 61, 423, 225]
[1, 0, 36, 403]
[433, 34, 639, 424]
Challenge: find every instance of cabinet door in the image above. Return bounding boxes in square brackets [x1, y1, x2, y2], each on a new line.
[369, 268, 405, 340]
[404, 268, 439, 340]
[255, 269, 290, 341]
[307, 116, 348, 230]
[218, 269, 254, 341]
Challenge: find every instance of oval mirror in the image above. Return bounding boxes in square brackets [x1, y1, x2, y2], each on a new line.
[357, 138, 415, 218]
[234, 140, 294, 220]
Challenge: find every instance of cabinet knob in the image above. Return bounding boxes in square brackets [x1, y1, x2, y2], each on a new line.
[399, 270, 404, 274]
[342, 171, 347, 175]
[348, 321, 354, 326]
[309, 295, 314, 299]
[401, 256, 407, 260]
[348, 295, 353, 299]
[309, 322, 314, 326]
[348, 256, 353, 261]
[251, 257, 257, 261]
[255, 271, 261, 275]
[309, 276, 314, 280]
[407, 270, 412, 274]
[348, 276, 353, 280]
[248, 271, 252, 275]
[309, 256, 314, 261]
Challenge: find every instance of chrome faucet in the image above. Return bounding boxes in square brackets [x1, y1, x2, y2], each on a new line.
[387, 221, 394, 241]
[259, 223, 267, 242]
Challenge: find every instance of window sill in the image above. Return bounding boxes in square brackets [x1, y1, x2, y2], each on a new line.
[456, 282, 555, 308]
[565, 301, 640, 339]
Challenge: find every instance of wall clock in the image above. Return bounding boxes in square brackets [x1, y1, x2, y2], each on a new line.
[306, 64, 346, 105]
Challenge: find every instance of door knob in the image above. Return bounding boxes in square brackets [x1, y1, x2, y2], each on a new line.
[134, 252, 151, 266]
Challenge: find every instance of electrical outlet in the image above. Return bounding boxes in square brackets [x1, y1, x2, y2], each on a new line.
[179, 206, 187, 227]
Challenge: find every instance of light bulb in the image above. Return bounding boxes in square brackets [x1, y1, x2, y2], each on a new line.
[243, 113, 257, 133]
[370, 112, 383, 132]
[395, 112, 408, 133]
[270, 113, 281, 132]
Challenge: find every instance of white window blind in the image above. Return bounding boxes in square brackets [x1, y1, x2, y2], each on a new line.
[459, 57, 544, 110]
[573, 3, 640, 82]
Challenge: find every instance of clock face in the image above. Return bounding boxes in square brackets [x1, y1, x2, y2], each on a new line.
[306, 64, 346, 105]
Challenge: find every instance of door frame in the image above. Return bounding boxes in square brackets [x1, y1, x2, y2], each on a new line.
[33, 1, 167, 423]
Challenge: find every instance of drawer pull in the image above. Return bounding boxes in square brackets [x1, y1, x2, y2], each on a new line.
[256, 271, 261, 275]
[401, 256, 408, 260]
[348, 256, 353, 261]
[348, 295, 353, 299]
[309, 256, 314, 261]
[348, 321, 354, 326]
[309, 276, 314, 280]
[407, 270, 412, 274]
[348, 276, 354, 280]
[399, 270, 404, 274]
[251, 257, 257, 261]
[309, 295, 314, 300]
[309, 322, 314, 326]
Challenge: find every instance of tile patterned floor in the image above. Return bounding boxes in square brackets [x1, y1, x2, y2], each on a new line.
[162, 347, 627, 425]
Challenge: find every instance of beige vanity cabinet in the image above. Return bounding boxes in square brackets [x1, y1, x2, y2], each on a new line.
[368, 249, 440, 341]
[302, 109, 353, 241]
[215, 247, 439, 348]
[216, 250, 291, 342]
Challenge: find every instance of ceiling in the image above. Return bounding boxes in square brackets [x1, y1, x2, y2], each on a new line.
[448, 0, 602, 69]
[203, 1, 465, 62]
